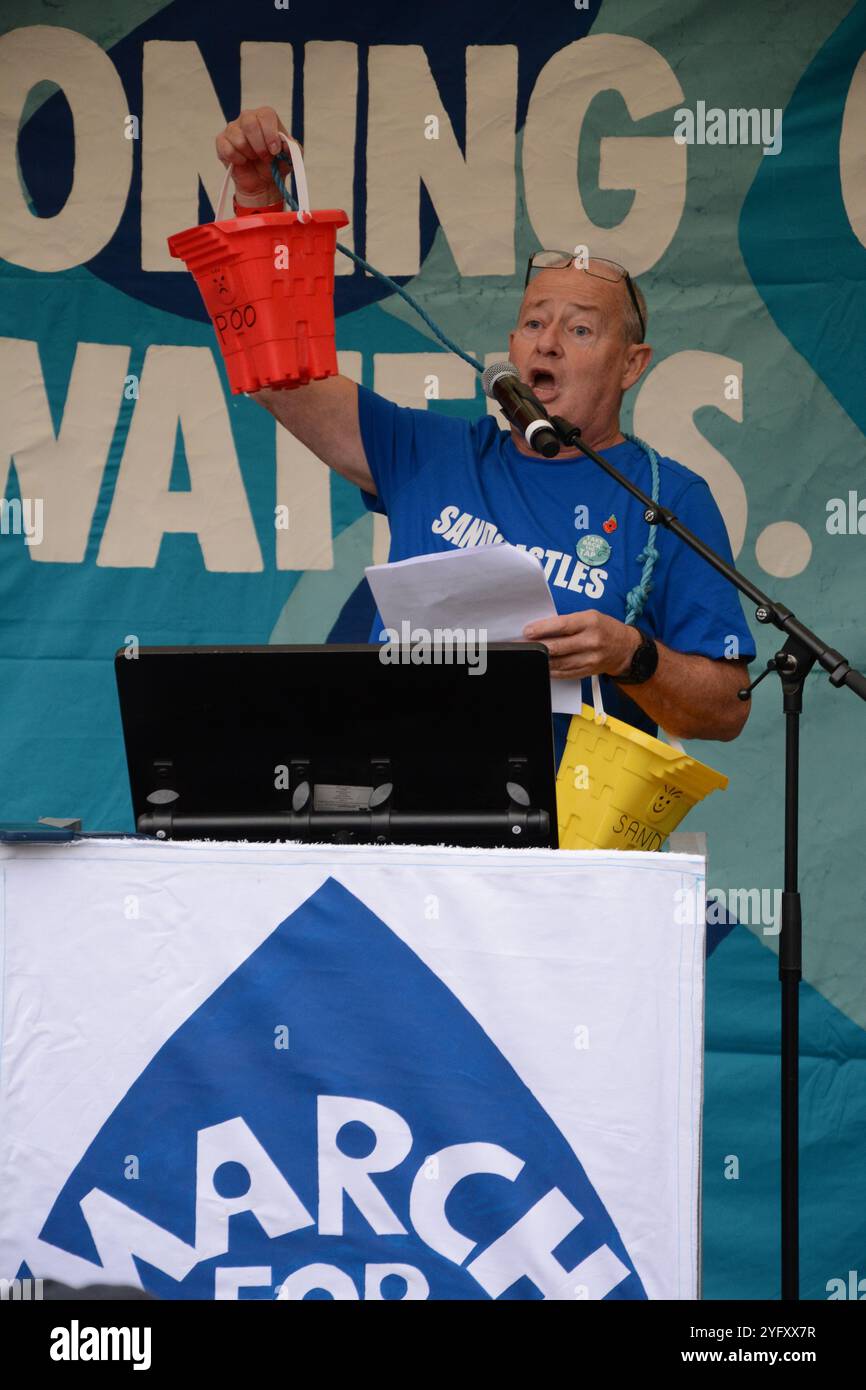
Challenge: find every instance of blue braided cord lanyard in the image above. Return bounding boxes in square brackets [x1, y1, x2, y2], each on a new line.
[620, 433, 660, 626]
[271, 156, 661, 621]
[271, 159, 483, 372]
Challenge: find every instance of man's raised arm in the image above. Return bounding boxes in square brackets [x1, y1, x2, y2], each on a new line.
[216, 107, 375, 494]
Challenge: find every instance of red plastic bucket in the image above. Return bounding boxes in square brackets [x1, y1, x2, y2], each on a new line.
[167, 136, 348, 394]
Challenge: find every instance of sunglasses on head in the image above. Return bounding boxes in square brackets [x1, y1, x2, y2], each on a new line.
[523, 252, 645, 342]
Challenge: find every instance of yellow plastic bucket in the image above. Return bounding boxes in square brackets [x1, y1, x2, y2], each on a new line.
[556, 676, 728, 851]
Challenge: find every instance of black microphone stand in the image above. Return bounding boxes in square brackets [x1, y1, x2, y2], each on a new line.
[548, 413, 866, 1302]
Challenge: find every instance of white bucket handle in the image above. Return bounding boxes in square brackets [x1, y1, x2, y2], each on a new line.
[576, 672, 685, 751]
[575, 673, 608, 725]
[216, 132, 312, 224]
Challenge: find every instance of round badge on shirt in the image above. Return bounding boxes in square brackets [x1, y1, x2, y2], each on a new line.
[576, 533, 611, 565]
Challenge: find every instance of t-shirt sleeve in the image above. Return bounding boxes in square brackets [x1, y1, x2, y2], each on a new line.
[355, 382, 471, 516]
[641, 476, 757, 663]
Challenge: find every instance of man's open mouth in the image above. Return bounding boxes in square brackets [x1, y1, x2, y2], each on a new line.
[528, 368, 559, 402]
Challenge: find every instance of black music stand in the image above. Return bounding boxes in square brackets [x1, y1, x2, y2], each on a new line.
[114, 643, 558, 850]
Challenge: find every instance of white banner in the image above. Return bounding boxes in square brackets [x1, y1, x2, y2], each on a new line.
[0, 838, 705, 1301]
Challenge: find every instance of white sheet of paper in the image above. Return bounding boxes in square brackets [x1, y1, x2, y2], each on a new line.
[365, 544, 584, 714]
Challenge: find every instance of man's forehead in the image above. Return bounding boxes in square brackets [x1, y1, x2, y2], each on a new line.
[525, 266, 609, 294]
[519, 265, 622, 321]
[522, 295, 603, 314]
[521, 275, 610, 312]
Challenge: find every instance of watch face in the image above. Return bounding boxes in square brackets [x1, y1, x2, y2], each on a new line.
[610, 630, 658, 684]
[618, 632, 657, 684]
[633, 636, 658, 681]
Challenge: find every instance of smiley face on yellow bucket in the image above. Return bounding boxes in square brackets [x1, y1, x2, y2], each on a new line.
[648, 784, 684, 820]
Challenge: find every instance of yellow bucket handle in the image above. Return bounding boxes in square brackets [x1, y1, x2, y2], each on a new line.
[578, 672, 686, 752]
[576, 673, 608, 725]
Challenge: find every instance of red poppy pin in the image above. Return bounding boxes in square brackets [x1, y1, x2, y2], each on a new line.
[602, 514, 617, 534]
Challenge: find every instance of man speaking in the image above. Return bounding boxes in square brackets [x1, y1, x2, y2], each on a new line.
[217, 107, 756, 751]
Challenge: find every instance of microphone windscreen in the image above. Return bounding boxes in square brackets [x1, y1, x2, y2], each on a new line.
[481, 360, 519, 399]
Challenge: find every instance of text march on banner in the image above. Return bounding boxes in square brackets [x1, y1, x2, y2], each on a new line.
[0, 838, 705, 1300]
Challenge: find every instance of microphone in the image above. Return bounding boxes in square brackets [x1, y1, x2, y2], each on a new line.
[482, 362, 561, 458]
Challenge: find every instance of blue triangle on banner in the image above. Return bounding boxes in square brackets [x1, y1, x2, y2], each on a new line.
[38, 877, 645, 1300]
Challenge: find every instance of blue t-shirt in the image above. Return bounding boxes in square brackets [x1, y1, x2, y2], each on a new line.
[356, 384, 756, 748]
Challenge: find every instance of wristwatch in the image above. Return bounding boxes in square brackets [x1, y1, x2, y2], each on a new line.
[611, 626, 659, 685]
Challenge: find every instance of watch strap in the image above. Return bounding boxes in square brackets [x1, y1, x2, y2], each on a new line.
[613, 627, 658, 685]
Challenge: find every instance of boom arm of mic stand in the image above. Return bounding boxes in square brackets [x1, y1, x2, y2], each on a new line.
[548, 416, 866, 702]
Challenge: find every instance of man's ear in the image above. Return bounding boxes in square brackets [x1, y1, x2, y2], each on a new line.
[622, 343, 652, 393]
[508, 328, 515, 354]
